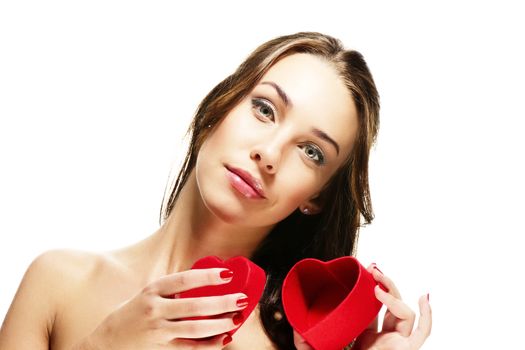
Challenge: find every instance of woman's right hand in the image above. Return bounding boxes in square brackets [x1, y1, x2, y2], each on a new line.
[75, 268, 247, 350]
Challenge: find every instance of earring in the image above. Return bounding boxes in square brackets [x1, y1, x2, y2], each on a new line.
[302, 207, 310, 215]
[206, 124, 212, 128]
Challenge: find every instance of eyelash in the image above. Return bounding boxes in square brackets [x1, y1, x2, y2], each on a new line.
[251, 98, 326, 166]
[251, 98, 276, 121]
[300, 144, 326, 165]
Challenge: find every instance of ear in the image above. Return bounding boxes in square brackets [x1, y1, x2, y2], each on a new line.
[299, 195, 322, 215]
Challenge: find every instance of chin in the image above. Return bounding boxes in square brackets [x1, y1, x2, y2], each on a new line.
[204, 197, 249, 225]
[212, 208, 242, 225]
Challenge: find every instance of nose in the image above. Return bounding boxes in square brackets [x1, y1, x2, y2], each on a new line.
[250, 143, 281, 174]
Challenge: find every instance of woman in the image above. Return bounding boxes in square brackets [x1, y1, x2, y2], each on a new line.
[0, 32, 432, 349]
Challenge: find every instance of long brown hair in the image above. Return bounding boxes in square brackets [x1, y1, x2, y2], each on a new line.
[159, 32, 380, 349]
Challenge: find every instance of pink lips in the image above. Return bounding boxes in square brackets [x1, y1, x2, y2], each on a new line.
[225, 166, 266, 199]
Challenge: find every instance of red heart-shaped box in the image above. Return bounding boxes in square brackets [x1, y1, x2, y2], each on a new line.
[177, 256, 266, 336]
[282, 257, 383, 350]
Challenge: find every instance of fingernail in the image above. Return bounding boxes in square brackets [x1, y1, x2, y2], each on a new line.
[236, 296, 249, 308]
[427, 293, 430, 302]
[223, 335, 232, 345]
[220, 269, 233, 281]
[377, 283, 388, 292]
[373, 264, 383, 275]
[233, 313, 244, 325]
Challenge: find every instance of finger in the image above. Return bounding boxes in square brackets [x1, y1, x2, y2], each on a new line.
[375, 285, 415, 337]
[371, 268, 402, 299]
[365, 265, 386, 332]
[366, 263, 390, 296]
[164, 313, 242, 339]
[170, 333, 232, 349]
[293, 330, 314, 350]
[146, 268, 233, 297]
[161, 293, 248, 319]
[409, 294, 432, 349]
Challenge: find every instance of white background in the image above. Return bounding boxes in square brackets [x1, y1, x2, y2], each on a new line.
[1, 1, 524, 348]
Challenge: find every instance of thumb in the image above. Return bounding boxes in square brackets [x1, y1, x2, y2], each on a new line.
[293, 330, 314, 350]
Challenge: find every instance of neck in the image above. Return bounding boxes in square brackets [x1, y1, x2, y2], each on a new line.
[145, 170, 273, 276]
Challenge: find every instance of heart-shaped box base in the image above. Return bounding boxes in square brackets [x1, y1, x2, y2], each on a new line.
[177, 256, 266, 336]
[282, 257, 383, 350]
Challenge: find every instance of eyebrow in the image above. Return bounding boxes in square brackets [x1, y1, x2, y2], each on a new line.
[260, 81, 340, 156]
[260, 81, 292, 108]
[312, 128, 340, 155]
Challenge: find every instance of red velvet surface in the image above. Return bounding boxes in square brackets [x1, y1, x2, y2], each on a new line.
[282, 257, 383, 350]
[177, 256, 266, 336]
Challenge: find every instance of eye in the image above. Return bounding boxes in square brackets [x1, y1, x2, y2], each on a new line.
[251, 98, 276, 121]
[300, 143, 326, 165]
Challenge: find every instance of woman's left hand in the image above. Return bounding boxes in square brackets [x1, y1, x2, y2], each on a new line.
[353, 264, 432, 350]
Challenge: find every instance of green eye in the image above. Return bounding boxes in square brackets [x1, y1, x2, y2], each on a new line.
[301, 144, 325, 165]
[252, 98, 275, 121]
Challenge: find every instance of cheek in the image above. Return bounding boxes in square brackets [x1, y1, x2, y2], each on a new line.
[206, 106, 255, 150]
[274, 166, 320, 208]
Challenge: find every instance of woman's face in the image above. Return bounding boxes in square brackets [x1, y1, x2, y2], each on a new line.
[196, 53, 358, 227]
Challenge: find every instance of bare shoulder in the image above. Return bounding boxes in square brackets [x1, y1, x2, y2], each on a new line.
[30, 248, 130, 303]
[0, 249, 118, 349]
[28, 249, 113, 290]
[3, 248, 111, 322]
[32, 248, 101, 275]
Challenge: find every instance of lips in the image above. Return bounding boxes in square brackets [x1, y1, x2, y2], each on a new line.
[225, 165, 265, 199]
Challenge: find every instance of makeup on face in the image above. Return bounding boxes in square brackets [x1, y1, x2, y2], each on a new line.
[225, 165, 266, 200]
[251, 81, 343, 164]
[194, 54, 358, 226]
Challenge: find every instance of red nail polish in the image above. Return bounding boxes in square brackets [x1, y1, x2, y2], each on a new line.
[223, 335, 232, 345]
[220, 270, 233, 280]
[373, 265, 383, 275]
[233, 313, 244, 326]
[236, 296, 249, 308]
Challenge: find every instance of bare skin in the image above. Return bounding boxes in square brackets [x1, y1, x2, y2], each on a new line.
[0, 168, 281, 349]
[0, 53, 431, 349]
[0, 244, 275, 350]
